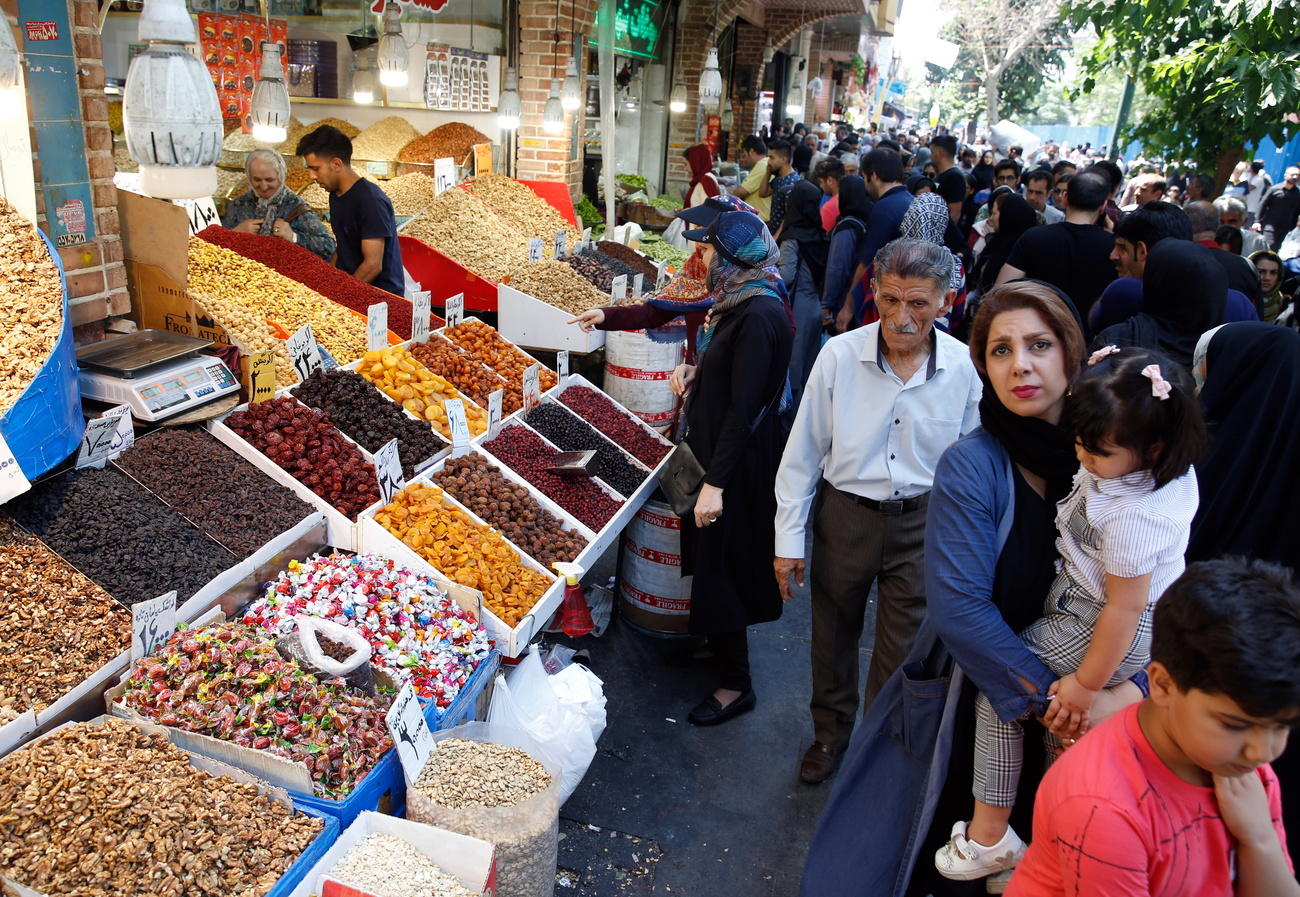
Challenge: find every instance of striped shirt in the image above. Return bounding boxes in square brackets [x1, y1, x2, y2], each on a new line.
[1054, 466, 1199, 609]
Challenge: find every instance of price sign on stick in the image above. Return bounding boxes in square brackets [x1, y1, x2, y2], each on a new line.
[445, 399, 471, 456]
[611, 274, 628, 304]
[487, 389, 504, 440]
[433, 157, 456, 195]
[554, 229, 567, 259]
[656, 260, 669, 291]
[385, 681, 435, 782]
[412, 291, 432, 344]
[444, 292, 465, 328]
[633, 273, 644, 301]
[287, 323, 322, 382]
[104, 404, 134, 456]
[373, 438, 405, 505]
[132, 591, 177, 663]
[522, 363, 541, 413]
[367, 302, 389, 352]
[76, 406, 132, 469]
[528, 238, 544, 262]
[557, 350, 570, 378]
[248, 351, 276, 403]
[0, 433, 30, 504]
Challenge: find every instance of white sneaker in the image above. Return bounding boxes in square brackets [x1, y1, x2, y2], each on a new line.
[934, 820, 1027, 881]
[985, 868, 1016, 894]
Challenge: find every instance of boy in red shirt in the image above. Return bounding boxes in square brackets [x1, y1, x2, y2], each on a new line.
[1008, 557, 1300, 897]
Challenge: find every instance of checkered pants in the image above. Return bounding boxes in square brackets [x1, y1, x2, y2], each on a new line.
[972, 570, 1153, 807]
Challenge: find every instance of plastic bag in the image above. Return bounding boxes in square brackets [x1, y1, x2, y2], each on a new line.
[406, 721, 561, 897]
[1279, 227, 1300, 262]
[662, 215, 689, 251]
[278, 616, 374, 693]
[488, 651, 606, 803]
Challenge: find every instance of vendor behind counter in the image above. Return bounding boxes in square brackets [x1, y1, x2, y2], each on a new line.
[222, 148, 336, 262]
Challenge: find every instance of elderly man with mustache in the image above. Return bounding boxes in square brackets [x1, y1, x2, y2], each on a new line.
[775, 238, 983, 785]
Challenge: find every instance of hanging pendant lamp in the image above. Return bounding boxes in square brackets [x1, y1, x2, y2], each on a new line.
[543, 79, 565, 133]
[669, 77, 687, 113]
[250, 41, 290, 144]
[698, 47, 722, 109]
[561, 56, 582, 111]
[497, 66, 521, 129]
[376, 1, 408, 88]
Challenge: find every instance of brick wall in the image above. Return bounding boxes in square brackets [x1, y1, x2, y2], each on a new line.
[728, 18, 765, 158]
[514, 0, 598, 196]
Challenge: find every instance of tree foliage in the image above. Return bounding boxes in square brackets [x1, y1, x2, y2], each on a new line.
[1067, 0, 1300, 178]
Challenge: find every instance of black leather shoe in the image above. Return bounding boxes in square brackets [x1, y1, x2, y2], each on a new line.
[687, 689, 756, 726]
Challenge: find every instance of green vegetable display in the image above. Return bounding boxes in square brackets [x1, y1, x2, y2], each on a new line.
[638, 236, 690, 269]
[650, 194, 683, 212]
[575, 194, 603, 226]
[615, 173, 648, 190]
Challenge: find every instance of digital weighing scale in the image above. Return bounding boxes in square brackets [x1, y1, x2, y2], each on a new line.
[77, 330, 241, 422]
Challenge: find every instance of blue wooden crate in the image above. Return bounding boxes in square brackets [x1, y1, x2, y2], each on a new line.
[289, 747, 405, 829]
[426, 650, 500, 732]
[266, 803, 340, 897]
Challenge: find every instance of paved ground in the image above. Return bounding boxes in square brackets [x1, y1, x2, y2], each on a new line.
[549, 545, 874, 897]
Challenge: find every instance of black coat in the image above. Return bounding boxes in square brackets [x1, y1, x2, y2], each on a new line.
[681, 291, 793, 633]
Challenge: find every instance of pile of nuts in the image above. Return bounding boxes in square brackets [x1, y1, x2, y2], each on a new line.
[597, 241, 659, 280]
[414, 738, 551, 809]
[558, 384, 671, 466]
[355, 346, 488, 441]
[197, 226, 417, 339]
[410, 337, 511, 410]
[398, 122, 492, 166]
[225, 397, 381, 519]
[0, 196, 64, 416]
[190, 286, 297, 387]
[0, 518, 129, 718]
[442, 321, 557, 411]
[523, 403, 649, 497]
[291, 368, 445, 478]
[506, 261, 608, 316]
[379, 172, 439, 217]
[326, 833, 480, 897]
[482, 425, 621, 530]
[351, 116, 421, 162]
[284, 167, 316, 193]
[465, 173, 578, 244]
[0, 718, 324, 897]
[115, 428, 313, 557]
[432, 454, 587, 567]
[375, 483, 553, 626]
[301, 116, 360, 139]
[404, 188, 529, 281]
[5, 466, 238, 607]
[562, 253, 615, 293]
[300, 180, 331, 211]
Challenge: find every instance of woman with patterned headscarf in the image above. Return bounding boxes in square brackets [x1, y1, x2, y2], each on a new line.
[667, 209, 794, 727]
[222, 148, 336, 261]
[858, 192, 967, 331]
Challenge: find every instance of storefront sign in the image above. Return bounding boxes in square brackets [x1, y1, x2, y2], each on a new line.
[287, 323, 322, 382]
[367, 302, 388, 352]
[23, 21, 58, 41]
[374, 438, 405, 505]
[131, 591, 177, 663]
[412, 290, 433, 342]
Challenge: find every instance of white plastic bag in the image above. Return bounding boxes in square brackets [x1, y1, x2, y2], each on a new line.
[1279, 227, 1300, 262]
[488, 651, 606, 802]
[662, 215, 689, 251]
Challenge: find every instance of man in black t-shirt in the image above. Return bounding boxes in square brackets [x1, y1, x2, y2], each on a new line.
[295, 125, 405, 296]
[996, 170, 1116, 322]
[929, 135, 967, 223]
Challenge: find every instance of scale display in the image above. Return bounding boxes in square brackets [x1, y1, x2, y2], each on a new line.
[79, 356, 240, 422]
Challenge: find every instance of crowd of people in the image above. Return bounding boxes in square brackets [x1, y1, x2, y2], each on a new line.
[572, 124, 1300, 895]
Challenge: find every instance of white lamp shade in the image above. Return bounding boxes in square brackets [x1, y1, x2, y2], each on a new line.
[785, 87, 804, 116]
[250, 42, 290, 143]
[561, 57, 581, 111]
[698, 47, 722, 109]
[123, 44, 221, 199]
[543, 79, 564, 134]
[352, 65, 376, 104]
[669, 79, 687, 113]
[376, 2, 407, 87]
[497, 66, 520, 129]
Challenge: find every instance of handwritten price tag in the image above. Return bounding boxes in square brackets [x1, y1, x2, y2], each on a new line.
[554, 229, 567, 259]
[655, 260, 669, 290]
[76, 406, 132, 469]
[528, 238, 544, 262]
[287, 324, 322, 382]
[367, 302, 389, 352]
[611, 274, 628, 304]
[445, 399, 471, 456]
[374, 438, 405, 506]
[131, 591, 177, 663]
[385, 681, 435, 782]
[633, 273, 644, 301]
[248, 351, 276, 403]
[104, 404, 134, 455]
[444, 292, 465, 328]
[412, 291, 432, 343]
[487, 389, 503, 440]
[522, 363, 541, 412]
[557, 350, 570, 378]
[433, 157, 457, 195]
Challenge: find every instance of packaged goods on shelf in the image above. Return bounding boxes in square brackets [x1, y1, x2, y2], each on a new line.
[374, 482, 553, 627]
[355, 346, 488, 441]
[481, 425, 621, 531]
[504, 260, 608, 316]
[379, 172, 439, 217]
[0, 197, 64, 416]
[557, 383, 672, 466]
[3, 466, 238, 607]
[596, 241, 659, 280]
[225, 397, 381, 520]
[352, 116, 421, 163]
[242, 553, 491, 711]
[115, 428, 314, 556]
[431, 453, 588, 568]
[522, 403, 649, 497]
[196, 226, 417, 339]
[441, 319, 557, 408]
[291, 368, 445, 477]
[464, 173, 578, 242]
[0, 518, 129, 722]
[0, 718, 328, 897]
[404, 187, 529, 281]
[397, 122, 491, 167]
[408, 337, 510, 410]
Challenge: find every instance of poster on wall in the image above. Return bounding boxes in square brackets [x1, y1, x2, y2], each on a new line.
[424, 44, 499, 112]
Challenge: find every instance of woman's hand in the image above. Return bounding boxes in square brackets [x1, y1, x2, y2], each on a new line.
[272, 219, 295, 241]
[669, 363, 696, 397]
[233, 219, 261, 234]
[693, 484, 723, 528]
[567, 308, 606, 332]
[1043, 673, 1098, 739]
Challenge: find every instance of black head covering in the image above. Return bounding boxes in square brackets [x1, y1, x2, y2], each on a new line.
[975, 194, 1036, 294]
[1095, 239, 1227, 369]
[833, 175, 872, 229]
[1188, 322, 1300, 571]
[972, 154, 995, 190]
[779, 179, 830, 289]
[792, 144, 813, 175]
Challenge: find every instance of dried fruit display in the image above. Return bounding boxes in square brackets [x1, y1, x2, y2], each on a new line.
[355, 346, 488, 441]
[596, 241, 659, 280]
[197, 226, 418, 338]
[397, 122, 491, 166]
[0, 517, 129, 720]
[558, 384, 671, 466]
[242, 554, 492, 710]
[3, 466, 238, 607]
[374, 483, 553, 626]
[442, 319, 557, 411]
[505, 260, 608, 316]
[464, 173, 578, 244]
[0, 718, 324, 897]
[523, 403, 648, 497]
[225, 397, 381, 519]
[0, 196, 64, 416]
[115, 427, 314, 557]
[561, 253, 615, 293]
[409, 337, 511, 410]
[404, 187, 529, 281]
[481, 425, 621, 531]
[432, 454, 587, 568]
[121, 620, 394, 797]
[352, 116, 421, 162]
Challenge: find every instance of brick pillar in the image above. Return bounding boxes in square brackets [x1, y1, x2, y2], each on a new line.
[728, 18, 765, 158]
[515, 0, 597, 198]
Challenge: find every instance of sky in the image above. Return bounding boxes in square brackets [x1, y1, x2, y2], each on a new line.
[891, 0, 957, 77]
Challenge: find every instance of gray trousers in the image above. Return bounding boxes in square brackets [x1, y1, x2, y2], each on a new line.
[810, 482, 929, 750]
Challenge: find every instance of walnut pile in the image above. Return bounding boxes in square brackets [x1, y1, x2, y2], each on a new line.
[0, 196, 63, 416]
[464, 174, 578, 246]
[0, 517, 130, 719]
[351, 117, 421, 163]
[0, 718, 324, 897]
[380, 172, 438, 216]
[397, 122, 491, 167]
[405, 187, 529, 281]
[505, 260, 609, 315]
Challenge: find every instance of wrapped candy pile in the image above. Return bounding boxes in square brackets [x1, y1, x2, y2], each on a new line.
[242, 554, 492, 713]
[120, 620, 393, 798]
